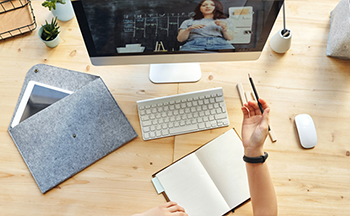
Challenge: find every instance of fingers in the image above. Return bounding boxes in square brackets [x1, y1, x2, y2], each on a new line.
[173, 212, 188, 216]
[215, 20, 228, 29]
[214, 20, 227, 25]
[165, 202, 186, 212]
[248, 101, 261, 115]
[168, 204, 186, 213]
[241, 106, 250, 119]
[164, 201, 178, 208]
[244, 102, 256, 116]
[242, 99, 269, 117]
[258, 98, 269, 110]
[190, 24, 205, 29]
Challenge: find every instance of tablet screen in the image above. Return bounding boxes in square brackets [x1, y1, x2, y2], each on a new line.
[11, 81, 73, 128]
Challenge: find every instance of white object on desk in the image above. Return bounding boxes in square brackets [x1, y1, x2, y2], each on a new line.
[295, 114, 317, 148]
[137, 87, 229, 140]
[52, 0, 75, 22]
[270, 28, 292, 53]
[149, 63, 201, 83]
[152, 129, 249, 216]
[270, 0, 292, 53]
[236, 83, 247, 106]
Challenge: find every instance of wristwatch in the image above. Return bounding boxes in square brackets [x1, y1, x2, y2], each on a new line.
[243, 152, 268, 163]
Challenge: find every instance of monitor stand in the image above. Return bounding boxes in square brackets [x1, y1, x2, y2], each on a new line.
[149, 63, 201, 83]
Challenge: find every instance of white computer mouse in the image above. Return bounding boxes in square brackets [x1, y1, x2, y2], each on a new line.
[295, 114, 317, 148]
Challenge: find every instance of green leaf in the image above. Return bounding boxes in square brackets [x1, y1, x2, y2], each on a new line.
[41, 16, 60, 41]
[41, 0, 60, 11]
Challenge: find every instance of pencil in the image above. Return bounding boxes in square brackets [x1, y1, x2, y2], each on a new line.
[237, 78, 277, 142]
[248, 74, 273, 131]
[248, 74, 264, 113]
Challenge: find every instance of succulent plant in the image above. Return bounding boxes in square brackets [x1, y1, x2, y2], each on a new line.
[41, 17, 60, 41]
[42, 0, 66, 11]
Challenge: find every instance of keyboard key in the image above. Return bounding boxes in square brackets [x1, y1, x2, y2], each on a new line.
[141, 116, 149, 121]
[215, 113, 227, 120]
[142, 120, 152, 127]
[216, 97, 224, 102]
[162, 129, 169, 136]
[170, 124, 198, 134]
[143, 126, 150, 132]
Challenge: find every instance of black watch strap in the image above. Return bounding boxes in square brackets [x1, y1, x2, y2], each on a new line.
[243, 152, 268, 163]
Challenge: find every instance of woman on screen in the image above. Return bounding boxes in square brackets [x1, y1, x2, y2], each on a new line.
[177, 0, 235, 51]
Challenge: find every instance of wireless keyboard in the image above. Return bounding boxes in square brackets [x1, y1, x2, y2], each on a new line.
[137, 87, 230, 140]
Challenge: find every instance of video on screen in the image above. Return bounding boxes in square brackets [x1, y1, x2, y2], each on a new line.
[80, 0, 279, 55]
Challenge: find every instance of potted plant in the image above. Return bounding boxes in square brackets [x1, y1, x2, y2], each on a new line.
[42, 0, 75, 21]
[38, 17, 60, 48]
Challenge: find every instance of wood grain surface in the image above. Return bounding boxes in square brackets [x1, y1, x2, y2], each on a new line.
[0, 0, 349, 215]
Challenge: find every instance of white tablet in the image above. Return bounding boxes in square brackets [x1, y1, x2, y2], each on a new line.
[11, 81, 74, 128]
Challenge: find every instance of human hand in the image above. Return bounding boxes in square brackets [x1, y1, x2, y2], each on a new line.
[188, 24, 205, 30]
[241, 99, 270, 157]
[132, 201, 188, 216]
[214, 20, 228, 31]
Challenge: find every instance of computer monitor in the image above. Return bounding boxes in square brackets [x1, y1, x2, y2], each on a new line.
[72, 0, 283, 83]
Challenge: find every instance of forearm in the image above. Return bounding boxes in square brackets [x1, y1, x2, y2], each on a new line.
[241, 100, 276, 215]
[246, 161, 278, 216]
[222, 29, 234, 41]
[177, 29, 191, 42]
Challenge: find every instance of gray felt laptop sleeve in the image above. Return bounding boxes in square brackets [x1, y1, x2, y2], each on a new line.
[8, 64, 138, 193]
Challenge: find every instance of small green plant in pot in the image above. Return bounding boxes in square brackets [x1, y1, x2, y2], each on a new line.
[42, 0, 66, 11]
[38, 17, 60, 48]
[42, 0, 75, 21]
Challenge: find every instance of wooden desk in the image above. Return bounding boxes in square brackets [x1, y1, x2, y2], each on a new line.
[0, 0, 349, 215]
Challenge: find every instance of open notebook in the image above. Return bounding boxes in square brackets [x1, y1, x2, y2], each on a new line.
[152, 129, 250, 216]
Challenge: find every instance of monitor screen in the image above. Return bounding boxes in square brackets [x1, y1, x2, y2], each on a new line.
[72, 0, 283, 82]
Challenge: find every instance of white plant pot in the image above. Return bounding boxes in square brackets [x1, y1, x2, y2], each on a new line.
[52, 0, 75, 22]
[270, 28, 292, 54]
[38, 26, 60, 48]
